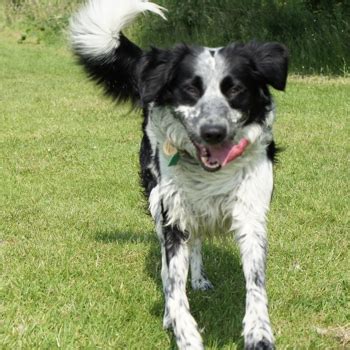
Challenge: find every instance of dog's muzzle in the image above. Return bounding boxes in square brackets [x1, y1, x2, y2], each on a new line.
[192, 138, 249, 172]
[200, 124, 227, 145]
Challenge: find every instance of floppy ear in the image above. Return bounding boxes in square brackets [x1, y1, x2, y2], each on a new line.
[138, 48, 172, 104]
[248, 42, 289, 91]
[139, 44, 191, 105]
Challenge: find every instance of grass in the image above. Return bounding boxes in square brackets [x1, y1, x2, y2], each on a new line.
[0, 31, 349, 349]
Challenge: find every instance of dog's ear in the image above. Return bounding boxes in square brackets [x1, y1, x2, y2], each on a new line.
[247, 42, 289, 91]
[139, 45, 191, 105]
[138, 47, 172, 105]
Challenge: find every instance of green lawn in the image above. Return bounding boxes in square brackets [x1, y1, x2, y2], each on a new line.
[0, 32, 349, 349]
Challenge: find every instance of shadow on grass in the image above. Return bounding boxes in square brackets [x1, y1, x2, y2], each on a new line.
[145, 240, 246, 349]
[95, 230, 245, 349]
[95, 230, 156, 244]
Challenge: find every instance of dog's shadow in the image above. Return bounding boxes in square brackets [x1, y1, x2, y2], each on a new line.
[95, 230, 245, 349]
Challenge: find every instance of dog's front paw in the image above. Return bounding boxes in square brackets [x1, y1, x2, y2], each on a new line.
[245, 338, 275, 350]
[244, 318, 274, 350]
[191, 277, 214, 291]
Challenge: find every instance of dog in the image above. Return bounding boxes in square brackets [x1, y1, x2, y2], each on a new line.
[70, 1, 288, 349]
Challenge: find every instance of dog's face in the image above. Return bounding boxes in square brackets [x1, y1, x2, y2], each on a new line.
[139, 42, 288, 171]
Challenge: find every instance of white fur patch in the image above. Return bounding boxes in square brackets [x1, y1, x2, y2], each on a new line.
[70, 0, 166, 60]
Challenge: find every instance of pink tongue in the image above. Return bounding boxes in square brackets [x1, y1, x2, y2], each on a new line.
[208, 139, 249, 166]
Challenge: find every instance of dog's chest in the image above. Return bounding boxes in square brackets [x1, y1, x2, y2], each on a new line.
[156, 154, 250, 235]
[144, 107, 272, 235]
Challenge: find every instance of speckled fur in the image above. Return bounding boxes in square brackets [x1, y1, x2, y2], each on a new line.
[70, 1, 288, 349]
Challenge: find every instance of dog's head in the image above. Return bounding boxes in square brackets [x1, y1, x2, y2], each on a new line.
[140, 42, 288, 171]
[70, 0, 288, 172]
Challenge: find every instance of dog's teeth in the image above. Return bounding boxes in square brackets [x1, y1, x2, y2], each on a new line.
[200, 156, 220, 170]
[209, 163, 218, 169]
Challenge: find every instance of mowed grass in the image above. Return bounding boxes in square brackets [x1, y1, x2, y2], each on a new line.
[0, 32, 349, 349]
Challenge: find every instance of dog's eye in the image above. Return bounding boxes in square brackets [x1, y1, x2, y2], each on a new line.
[184, 85, 201, 98]
[225, 84, 246, 99]
[220, 76, 246, 101]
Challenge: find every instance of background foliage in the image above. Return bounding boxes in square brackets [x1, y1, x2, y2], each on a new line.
[3, 0, 350, 74]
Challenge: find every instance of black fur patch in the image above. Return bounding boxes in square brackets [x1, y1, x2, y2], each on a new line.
[267, 141, 283, 164]
[219, 42, 288, 124]
[139, 108, 158, 198]
[160, 204, 189, 265]
[76, 33, 142, 103]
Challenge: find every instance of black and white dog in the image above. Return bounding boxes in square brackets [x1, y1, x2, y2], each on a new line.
[70, 1, 288, 349]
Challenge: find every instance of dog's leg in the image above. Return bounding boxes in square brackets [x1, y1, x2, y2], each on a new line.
[157, 225, 172, 330]
[234, 162, 275, 349]
[190, 238, 213, 291]
[150, 186, 172, 329]
[163, 225, 204, 350]
[236, 223, 274, 349]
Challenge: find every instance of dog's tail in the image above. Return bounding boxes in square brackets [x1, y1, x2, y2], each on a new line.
[70, 0, 166, 103]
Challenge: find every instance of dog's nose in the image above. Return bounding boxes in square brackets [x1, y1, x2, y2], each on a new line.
[200, 124, 227, 145]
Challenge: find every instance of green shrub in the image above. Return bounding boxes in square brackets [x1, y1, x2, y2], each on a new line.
[3, 0, 349, 74]
[135, 0, 349, 75]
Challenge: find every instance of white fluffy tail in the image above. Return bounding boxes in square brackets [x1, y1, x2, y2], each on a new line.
[70, 0, 166, 60]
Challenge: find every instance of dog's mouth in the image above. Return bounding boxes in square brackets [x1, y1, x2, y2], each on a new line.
[193, 139, 249, 172]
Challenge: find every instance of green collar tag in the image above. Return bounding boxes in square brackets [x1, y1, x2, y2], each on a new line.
[168, 152, 180, 167]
